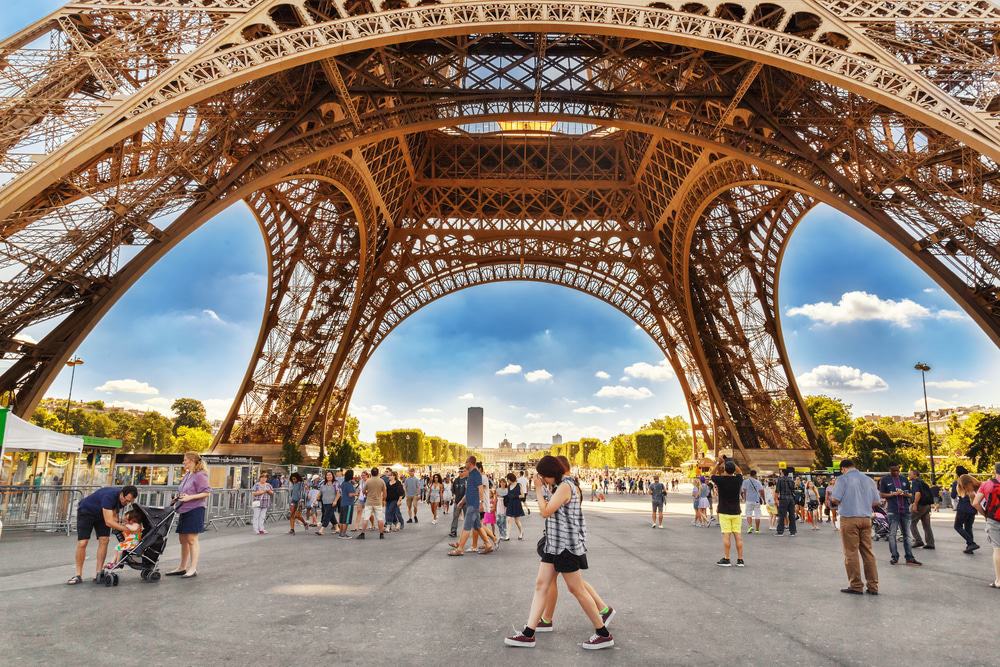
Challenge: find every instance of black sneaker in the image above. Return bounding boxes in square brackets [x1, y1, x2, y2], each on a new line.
[905, 558, 922, 566]
[448, 532, 457, 538]
[581, 633, 614, 650]
[504, 633, 535, 648]
[600, 607, 616, 625]
[414, 516, 418, 523]
[379, 533, 385, 540]
[356, 532, 365, 540]
[736, 559, 745, 567]
[921, 545, 935, 550]
[840, 588, 863, 595]
[716, 558, 732, 567]
[406, 519, 413, 524]
[890, 557, 898, 565]
[970, 543, 981, 552]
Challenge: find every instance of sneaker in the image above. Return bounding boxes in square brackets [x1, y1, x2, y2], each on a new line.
[432, 519, 437, 525]
[716, 558, 732, 567]
[406, 519, 413, 524]
[504, 633, 535, 648]
[736, 559, 745, 567]
[600, 607, 616, 625]
[746, 526, 753, 534]
[651, 523, 657, 528]
[581, 633, 614, 650]
[356, 532, 365, 540]
[414, 517, 419, 523]
[840, 588, 863, 595]
[922, 545, 935, 550]
[905, 558, 922, 566]
[890, 557, 899, 565]
[379, 533, 385, 539]
[536, 619, 554, 633]
[970, 543, 981, 552]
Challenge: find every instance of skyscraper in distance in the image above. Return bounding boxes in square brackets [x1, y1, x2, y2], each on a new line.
[552, 433, 563, 445]
[467, 407, 484, 449]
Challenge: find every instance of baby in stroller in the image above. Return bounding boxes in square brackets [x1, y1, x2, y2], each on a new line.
[871, 505, 890, 541]
[110, 510, 144, 566]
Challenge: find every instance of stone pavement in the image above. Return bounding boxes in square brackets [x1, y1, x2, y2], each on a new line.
[1, 489, 996, 666]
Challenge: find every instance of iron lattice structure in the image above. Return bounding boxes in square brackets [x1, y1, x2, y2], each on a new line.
[1, 0, 999, 463]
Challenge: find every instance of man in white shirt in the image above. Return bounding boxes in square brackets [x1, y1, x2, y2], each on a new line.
[740, 470, 765, 534]
[518, 473, 530, 514]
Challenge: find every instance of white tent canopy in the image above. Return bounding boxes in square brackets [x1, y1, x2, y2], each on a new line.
[0, 407, 83, 454]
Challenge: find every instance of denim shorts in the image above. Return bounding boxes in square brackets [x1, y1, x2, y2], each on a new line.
[463, 509, 482, 531]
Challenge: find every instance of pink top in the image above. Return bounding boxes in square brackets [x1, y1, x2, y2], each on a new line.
[177, 471, 211, 513]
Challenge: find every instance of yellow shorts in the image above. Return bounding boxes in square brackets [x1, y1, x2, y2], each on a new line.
[719, 513, 742, 534]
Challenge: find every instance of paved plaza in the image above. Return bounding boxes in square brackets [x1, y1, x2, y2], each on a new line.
[1, 489, 996, 666]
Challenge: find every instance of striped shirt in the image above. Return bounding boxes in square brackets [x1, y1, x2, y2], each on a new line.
[544, 479, 587, 556]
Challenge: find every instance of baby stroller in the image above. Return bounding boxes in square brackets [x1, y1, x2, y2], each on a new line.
[871, 506, 890, 541]
[97, 501, 179, 587]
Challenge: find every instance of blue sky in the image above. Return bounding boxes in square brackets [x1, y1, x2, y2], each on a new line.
[4, 6, 999, 445]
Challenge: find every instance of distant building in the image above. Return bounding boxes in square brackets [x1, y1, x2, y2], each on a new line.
[863, 404, 997, 436]
[552, 433, 563, 445]
[467, 407, 484, 449]
[499, 437, 513, 450]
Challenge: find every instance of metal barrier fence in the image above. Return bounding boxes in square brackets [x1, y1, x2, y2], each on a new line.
[0, 486, 292, 536]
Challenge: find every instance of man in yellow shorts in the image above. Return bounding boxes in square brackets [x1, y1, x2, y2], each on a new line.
[711, 455, 746, 567]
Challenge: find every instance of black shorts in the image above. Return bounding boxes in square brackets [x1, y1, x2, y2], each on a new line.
[540, 549, 589, 573]
[77, 512, 110, 540]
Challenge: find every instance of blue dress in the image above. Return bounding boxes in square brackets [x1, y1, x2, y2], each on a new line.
[505, 483, 525, 518]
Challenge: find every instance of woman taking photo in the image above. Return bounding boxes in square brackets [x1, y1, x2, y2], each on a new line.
[167, 452, 211, 579]
[287, 472, 308, 535]
[505, 455, 613, 650]
[429, 473, 444, 525]
[504, 472, 526, 540]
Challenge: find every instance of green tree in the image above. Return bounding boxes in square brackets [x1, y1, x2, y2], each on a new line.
[813, 431, 834, 468]
[941, 412, 985, 458]
[172, 426, 213, 453]
[608, 433, 637, 468]
[171, 398, 210, 435]
[30, 406, 65, 432]
[579, 438, 602, 467]
[135, 411, 175, 453]
[843, 419, 923, 471]
[635, 430, 667, 467]
[968, 413, 1000, 472]
[804, 395, 854, 448]
[643, 415, 694, 467]
[280, 437, 303, 465]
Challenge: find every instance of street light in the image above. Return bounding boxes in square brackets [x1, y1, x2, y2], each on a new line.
[64, 356, 84, 433]
[914, 362, 936, 484]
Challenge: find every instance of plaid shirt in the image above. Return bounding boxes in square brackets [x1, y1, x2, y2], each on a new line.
[543, 479, 587, 556]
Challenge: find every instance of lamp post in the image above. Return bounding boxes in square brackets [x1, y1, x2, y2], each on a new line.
[914, 362, 935, 484]
[63, 356, 84, 433]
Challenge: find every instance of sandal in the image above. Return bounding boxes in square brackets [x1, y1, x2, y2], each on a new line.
[990, 582, 999, 588]
[447, 549, 464, 556]
[66, 575, 83, 585]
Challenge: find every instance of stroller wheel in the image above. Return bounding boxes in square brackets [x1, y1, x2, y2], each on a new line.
[104, 574, 113, 587]
[149, 571, 161, 582]
[140, 570, 150, 581]
[111, 573, 119, 586]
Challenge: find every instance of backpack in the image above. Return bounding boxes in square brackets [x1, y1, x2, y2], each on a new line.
[983, 480, 1000, 522]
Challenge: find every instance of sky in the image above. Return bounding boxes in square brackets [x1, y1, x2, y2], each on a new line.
[4, 5, 999, 447]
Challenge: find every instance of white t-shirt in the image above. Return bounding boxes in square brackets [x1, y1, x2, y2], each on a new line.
[518, 476, 529, 495]
[764, 487, 775, 505]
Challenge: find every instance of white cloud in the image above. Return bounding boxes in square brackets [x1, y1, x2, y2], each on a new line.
[936, 309, 966, 321]
[915, 396, 953, 409]
[925, 379, 978, 390]
[457, 392, 475, 400]
[525, 412, 543, 419]
[617, 418, 635, 428]
[594, 370, 610, 380]
[623, 359, 674, 382]
[786, 291, 957, 327]
[201, 398, 233, 421]
[574, 405, 615, 414]
[369, 404, 389, 414]
[95, 379, 160, 396]
[495, 364, 522, 376]
[561, 398, 579, 405]
[524, 369, 553, 383]
[595, 385, 654, 400]
[202, 309, 223, 323]
[796, 365, 888, 392]
[524, 420, 575, 431]
[418, 407, 442, 413]
[922, 288, 938, 294]
[508, 404, 524, 410]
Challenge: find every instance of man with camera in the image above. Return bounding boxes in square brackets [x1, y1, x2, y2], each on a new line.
[711, 454, 745, 567]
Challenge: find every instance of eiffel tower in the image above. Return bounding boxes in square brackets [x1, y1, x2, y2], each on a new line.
[1, 0, 998, 466]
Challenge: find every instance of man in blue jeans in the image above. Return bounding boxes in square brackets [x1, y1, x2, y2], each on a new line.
[878, 464, 922, 566]
[774, 468, 797, 536]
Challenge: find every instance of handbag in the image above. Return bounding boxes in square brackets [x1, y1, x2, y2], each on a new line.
[252, 499, 261, 508]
